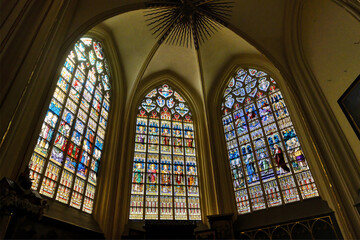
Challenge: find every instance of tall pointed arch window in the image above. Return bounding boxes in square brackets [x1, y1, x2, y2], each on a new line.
[222, 68, 319, 214]
[129, 84, 201, 220]
[28, 37, 111, 214]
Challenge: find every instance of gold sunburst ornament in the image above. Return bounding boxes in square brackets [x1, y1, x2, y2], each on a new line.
[145, 0, 234, 49]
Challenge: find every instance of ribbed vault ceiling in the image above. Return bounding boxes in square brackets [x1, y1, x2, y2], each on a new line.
[100, 8, 260, 100]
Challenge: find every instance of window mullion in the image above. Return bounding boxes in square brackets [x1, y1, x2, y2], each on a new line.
[230, 112, 253, 213]
[79, 74, 103, 211]
[39, 63, 79, 201]
[65, 67, 91, 209]
[143, 116, 151, 220]
[36, 74, 72, 196]
[244, 104, 269, 210]
[268, 90, 303, 201]
[256, 95, 286, 207]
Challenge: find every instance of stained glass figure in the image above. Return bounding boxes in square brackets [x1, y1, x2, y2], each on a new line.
[129, 84, 201, 220]
[221, 67, 319, 214]
[28, 37, 111, 214]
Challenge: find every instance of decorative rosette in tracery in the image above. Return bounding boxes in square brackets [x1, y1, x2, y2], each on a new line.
[222, 68, 278, 116]
[138, 84, 192, 122]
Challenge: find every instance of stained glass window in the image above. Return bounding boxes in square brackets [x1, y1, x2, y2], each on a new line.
[28, 37, 111, 214]
[129, 84, 201, 220]
[222, 68, 319, 214]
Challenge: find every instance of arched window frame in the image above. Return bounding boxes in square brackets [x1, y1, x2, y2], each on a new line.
[28, 36, 112, 214]
[221, 66, 319, 214]
[129, 83, 202, 221]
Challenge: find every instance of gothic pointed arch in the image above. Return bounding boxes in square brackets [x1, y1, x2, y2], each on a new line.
[221, 67, 319, 214]
[28, 37, 111, 214]
[129, 83, 201, 220]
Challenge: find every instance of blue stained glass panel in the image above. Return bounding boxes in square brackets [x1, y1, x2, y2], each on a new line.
[95, 137, 103, 150]
[64, 59, 75, 73]
[65, 156, 77, 173]
[62, 109, 74, 125]
[57, 77, 69, 93]
[49, 98, 62, 116]
[77, 163, 87, 178]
